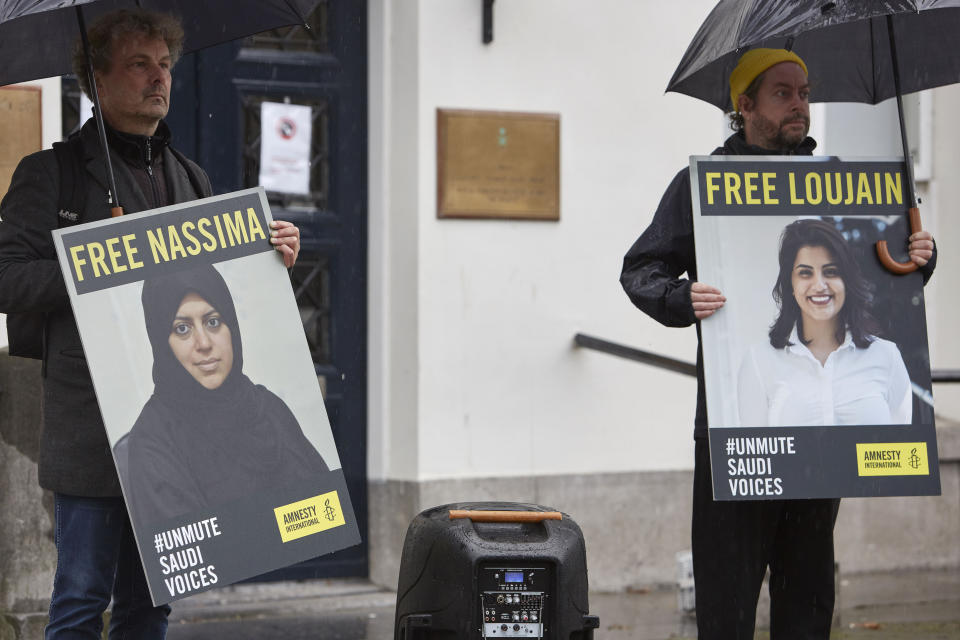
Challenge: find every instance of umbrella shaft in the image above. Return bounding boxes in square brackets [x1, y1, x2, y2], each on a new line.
[77, 6, 123, 212]
[886, 15, 918, 209]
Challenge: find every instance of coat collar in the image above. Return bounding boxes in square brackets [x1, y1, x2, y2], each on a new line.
[77, 117, 174, 213]
[78, 117, 171, 164]
[718, 130, 817, 156]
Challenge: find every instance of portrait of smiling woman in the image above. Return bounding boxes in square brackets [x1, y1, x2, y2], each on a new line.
[120, 264, 329, 526]
[737, 219, 913, 427]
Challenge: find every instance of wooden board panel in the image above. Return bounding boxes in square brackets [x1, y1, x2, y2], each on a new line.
[0, 86, 42, 203]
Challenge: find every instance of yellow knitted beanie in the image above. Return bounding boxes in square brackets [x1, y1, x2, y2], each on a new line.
[729, 48, 808, 112]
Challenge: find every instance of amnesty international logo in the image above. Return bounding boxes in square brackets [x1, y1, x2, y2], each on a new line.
[856, 443, 929, 477]
[908, 448, 922, 470]
[323, 498, 337, 522]
[274, 491, 346, 543]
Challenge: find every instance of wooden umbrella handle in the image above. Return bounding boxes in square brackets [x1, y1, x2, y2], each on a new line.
[449, 510, 562, 523]
[110, 206, 124, 217]
[875, 206, 922, 274]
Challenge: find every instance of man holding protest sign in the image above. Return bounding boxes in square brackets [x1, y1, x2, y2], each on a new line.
[0, 9, 301, 638]
[620, 49, 936, 639]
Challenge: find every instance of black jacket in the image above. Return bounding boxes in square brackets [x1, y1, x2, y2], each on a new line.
[619, 131, 935, 438]
[0, 118, 212, 496]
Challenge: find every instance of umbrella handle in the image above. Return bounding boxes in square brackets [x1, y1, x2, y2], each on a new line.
[875, 207, 922, 275]
[111, 207, 124, 218]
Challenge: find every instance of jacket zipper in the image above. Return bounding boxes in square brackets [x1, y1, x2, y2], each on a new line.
[145, 137, 162, 207]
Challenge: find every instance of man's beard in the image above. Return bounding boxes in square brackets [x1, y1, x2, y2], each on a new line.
[752, 113, 809, 152]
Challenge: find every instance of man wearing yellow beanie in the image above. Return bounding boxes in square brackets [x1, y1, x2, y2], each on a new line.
[729, 48, 812, 153]
[621, 48, 936, 639]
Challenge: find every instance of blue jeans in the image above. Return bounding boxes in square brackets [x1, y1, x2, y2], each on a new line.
[46, 494, 170, 640]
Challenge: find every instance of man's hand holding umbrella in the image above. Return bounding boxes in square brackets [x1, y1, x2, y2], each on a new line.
[909, 231, 935, 268]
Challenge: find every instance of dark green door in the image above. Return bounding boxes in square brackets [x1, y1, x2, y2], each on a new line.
[168, 0, 368, 580]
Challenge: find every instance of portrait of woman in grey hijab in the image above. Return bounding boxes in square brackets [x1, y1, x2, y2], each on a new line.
[118, 263, 329, 526]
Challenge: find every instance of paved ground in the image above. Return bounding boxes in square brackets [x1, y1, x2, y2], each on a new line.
[164, 568, 960, 639]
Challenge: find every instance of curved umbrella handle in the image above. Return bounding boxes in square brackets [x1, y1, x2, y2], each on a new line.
[876, 207, 922, 275]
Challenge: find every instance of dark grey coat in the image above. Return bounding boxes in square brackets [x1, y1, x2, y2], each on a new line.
[0, 119, 211, 496]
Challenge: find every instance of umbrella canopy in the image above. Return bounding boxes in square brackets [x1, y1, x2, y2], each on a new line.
[0, 0, 317, 88]
[0, 0, 318, 215]
[668, 0, 960, 274]
[668, 0, 960, 111]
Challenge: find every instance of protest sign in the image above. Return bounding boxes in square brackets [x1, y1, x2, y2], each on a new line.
[52, 187, 361, 605]
[691, 156, 940, 500]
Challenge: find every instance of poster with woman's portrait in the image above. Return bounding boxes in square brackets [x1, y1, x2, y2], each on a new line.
[53, 188, 361, 605]
[691, 156, 941, 501]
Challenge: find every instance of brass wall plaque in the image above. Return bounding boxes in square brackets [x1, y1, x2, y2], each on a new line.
[0, 86, 42, 203]
[437, 109, 560, 220]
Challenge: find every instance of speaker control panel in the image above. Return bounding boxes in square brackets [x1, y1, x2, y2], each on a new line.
[478, 564, 550, 638]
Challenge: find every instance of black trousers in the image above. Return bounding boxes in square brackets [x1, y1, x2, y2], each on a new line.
[692, 438, 840, 640]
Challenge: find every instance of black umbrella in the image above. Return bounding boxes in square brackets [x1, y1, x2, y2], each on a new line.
[667, 0, 960, 274]
[0, 0, 318, 215]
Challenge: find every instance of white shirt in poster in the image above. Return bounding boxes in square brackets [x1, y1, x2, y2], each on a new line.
[259, 102, 312, 195]
[737, 327, 912, 427]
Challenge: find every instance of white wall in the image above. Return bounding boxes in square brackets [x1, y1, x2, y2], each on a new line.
[0, 77, 61, 349]
[368, 2, 959, 484]
[927, 84, 960, 422]
[368, 0, 424, 482]
[369, 0, 720, 482]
